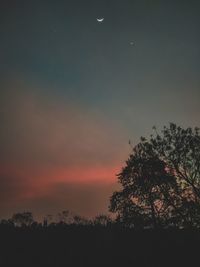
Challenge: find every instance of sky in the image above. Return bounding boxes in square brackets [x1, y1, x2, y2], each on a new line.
[0, 0, 200, 220]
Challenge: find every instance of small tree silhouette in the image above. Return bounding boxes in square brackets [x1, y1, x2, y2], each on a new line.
[93, 214, 112, 226]
[73, 215, 90, 225]
[11, 212, 34, 227]
[57, 210, 73, 224]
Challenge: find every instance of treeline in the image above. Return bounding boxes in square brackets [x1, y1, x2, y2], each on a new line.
[0, 211, 113, 228]
[1, 214, 200, 267]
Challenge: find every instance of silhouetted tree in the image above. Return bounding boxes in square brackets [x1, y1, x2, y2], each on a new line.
[43, 214, 54, 226]
[0, 219, 14, 227]
[110, 148, 176, 228]
[57, 210, 74, 224]
[73, 215, 90, 225]
[93, 214, 112, 226]
[110, 123, 200, 228]
[11, 212, 34, 227]
[150, 123, 200, 227]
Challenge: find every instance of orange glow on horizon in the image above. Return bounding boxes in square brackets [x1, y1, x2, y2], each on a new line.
[0, 163, 121, 201]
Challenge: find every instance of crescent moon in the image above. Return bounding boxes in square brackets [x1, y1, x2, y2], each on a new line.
[97, 18, 104, 22]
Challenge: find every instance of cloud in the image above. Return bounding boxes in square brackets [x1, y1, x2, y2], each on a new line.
[0, 162, 121, 220]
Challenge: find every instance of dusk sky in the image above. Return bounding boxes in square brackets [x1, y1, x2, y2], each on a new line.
[0, 0, 199, 220]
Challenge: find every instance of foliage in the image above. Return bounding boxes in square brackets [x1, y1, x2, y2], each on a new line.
[57, 210, 74, 224]
[110, 123, 200, 228]
[73, 215, 91, 225]
[93, 214, 112, 226]
[11, 211, 34, 227]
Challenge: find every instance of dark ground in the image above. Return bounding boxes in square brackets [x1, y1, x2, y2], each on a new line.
[0, 225, 199, 267]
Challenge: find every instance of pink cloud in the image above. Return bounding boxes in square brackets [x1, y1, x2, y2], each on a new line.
[0, 79, 129, 218]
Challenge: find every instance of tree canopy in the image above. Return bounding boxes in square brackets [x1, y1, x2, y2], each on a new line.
[110, 123, 200, 228]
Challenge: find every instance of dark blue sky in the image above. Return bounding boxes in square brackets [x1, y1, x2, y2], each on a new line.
[1, 1, 200, 134]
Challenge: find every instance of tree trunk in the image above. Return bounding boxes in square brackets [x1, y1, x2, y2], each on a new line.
[149, 193, 158, 229]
